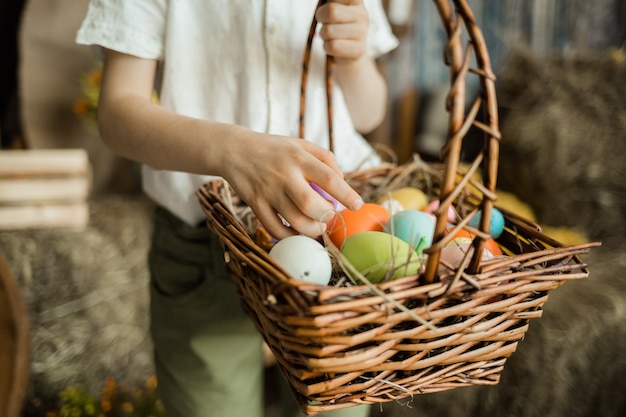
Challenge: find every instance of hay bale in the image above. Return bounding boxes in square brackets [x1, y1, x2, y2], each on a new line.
[495, 49, 626, 244]
[0, 194, 155, 403]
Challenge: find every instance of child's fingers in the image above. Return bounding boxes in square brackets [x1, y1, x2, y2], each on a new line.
[307, 171, 364, 213]
[253, 204, 297, 241]
[297, 142, 364, 212]
[315, 0, 367, 62]
[279, 195, 332, 237]
[300, 141, 343, 176]
[316, 0, 366, 25]
[328, 0, 363, 4]
[319, 22, 365, 41]
[322, 38, 365, 61]
[254, 195, 331, 240]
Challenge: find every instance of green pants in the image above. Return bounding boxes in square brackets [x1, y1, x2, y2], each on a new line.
[149, 206, 370, 417]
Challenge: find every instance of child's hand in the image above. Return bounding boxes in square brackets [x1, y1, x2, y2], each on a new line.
[316, 0, 369, 65]
[222, 132, 364, 240]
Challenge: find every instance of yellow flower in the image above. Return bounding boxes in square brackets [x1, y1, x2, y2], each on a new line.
[73, 98, 90, 117]
[145, 375, 158, 389]
[100, 399, 112, 413]
[75, 61, 158, 123]
[87, 69, 102, 86]
[102, 376, 117, 398]
[132, 387, 143, 399]
[84, 403, 96, 415]
[121, 402, 134, 414]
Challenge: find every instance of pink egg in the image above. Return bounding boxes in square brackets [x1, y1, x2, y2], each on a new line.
[437, 237, 494, 275]
[424, 200, 458, 223]
[310, 183, 345, 211]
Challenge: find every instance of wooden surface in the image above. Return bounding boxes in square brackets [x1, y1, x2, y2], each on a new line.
[0, 252, 30, 417]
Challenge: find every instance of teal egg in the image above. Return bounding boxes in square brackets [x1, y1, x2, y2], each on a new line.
[384, 210, 435, 253]
[468, 208, 505, 238]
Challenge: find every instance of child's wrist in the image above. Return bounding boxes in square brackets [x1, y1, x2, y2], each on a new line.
[333, 54, 368, 72]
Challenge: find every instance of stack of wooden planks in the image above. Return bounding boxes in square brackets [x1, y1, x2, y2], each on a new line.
[0, 149, 90, 230]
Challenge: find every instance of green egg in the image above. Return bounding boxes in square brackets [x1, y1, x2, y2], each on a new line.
[341, 231, 421, 283]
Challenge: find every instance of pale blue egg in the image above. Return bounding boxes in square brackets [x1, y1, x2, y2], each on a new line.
[468, 208, 505, 238]
[384, 210, 435, 254]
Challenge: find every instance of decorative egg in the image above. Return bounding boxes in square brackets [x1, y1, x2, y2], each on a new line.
[377, 187, 429, 211]
[384, 210, 435, 253]
[424, 200, 458, 223]
[452, 229, 503, 256]
[468, 208, 505, 238]
[326, 203, 390, 248]
[378, 198, 405, 216]
[438, 236, 495, 275]
[269, 235, 332, 285]
[341, 231, 421, 283]
[310, 182, 345, 211]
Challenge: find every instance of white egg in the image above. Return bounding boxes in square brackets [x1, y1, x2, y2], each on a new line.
[269, 235, 332, 285]
[379, 198, 405, 216]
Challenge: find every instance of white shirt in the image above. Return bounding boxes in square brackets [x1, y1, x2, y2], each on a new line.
[76, 0, 398, 226]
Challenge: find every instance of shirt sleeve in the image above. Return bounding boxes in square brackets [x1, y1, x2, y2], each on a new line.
[364, 0, 400, 58]
[75, 0, 167, 60]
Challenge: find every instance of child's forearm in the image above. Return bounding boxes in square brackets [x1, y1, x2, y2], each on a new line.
[98, 94, 253, 178]
[97, 50, 254, 179]
[334, 55, 388, 134]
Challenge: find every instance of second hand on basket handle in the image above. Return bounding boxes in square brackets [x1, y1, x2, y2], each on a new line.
[299, 0, 335, 153]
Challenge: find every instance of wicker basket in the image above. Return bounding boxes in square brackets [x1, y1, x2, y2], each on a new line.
[197, 0, 600, 414]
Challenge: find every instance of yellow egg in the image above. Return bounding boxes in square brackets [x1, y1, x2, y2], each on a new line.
[377, 187, 429, 211]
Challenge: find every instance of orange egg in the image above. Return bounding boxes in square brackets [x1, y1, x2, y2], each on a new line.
[450, 229, 503, 256]
[326, 203, 390, 248]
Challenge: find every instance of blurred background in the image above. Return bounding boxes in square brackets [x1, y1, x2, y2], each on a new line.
[1, 1, 625, 416]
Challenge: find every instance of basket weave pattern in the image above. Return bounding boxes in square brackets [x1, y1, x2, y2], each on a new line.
[197, 0, 598, 414]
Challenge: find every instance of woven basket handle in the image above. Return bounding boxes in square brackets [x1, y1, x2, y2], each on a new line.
[299, 0, 334, 151]
[423, 1, 500, 283]
[299, 0, 501, 284]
